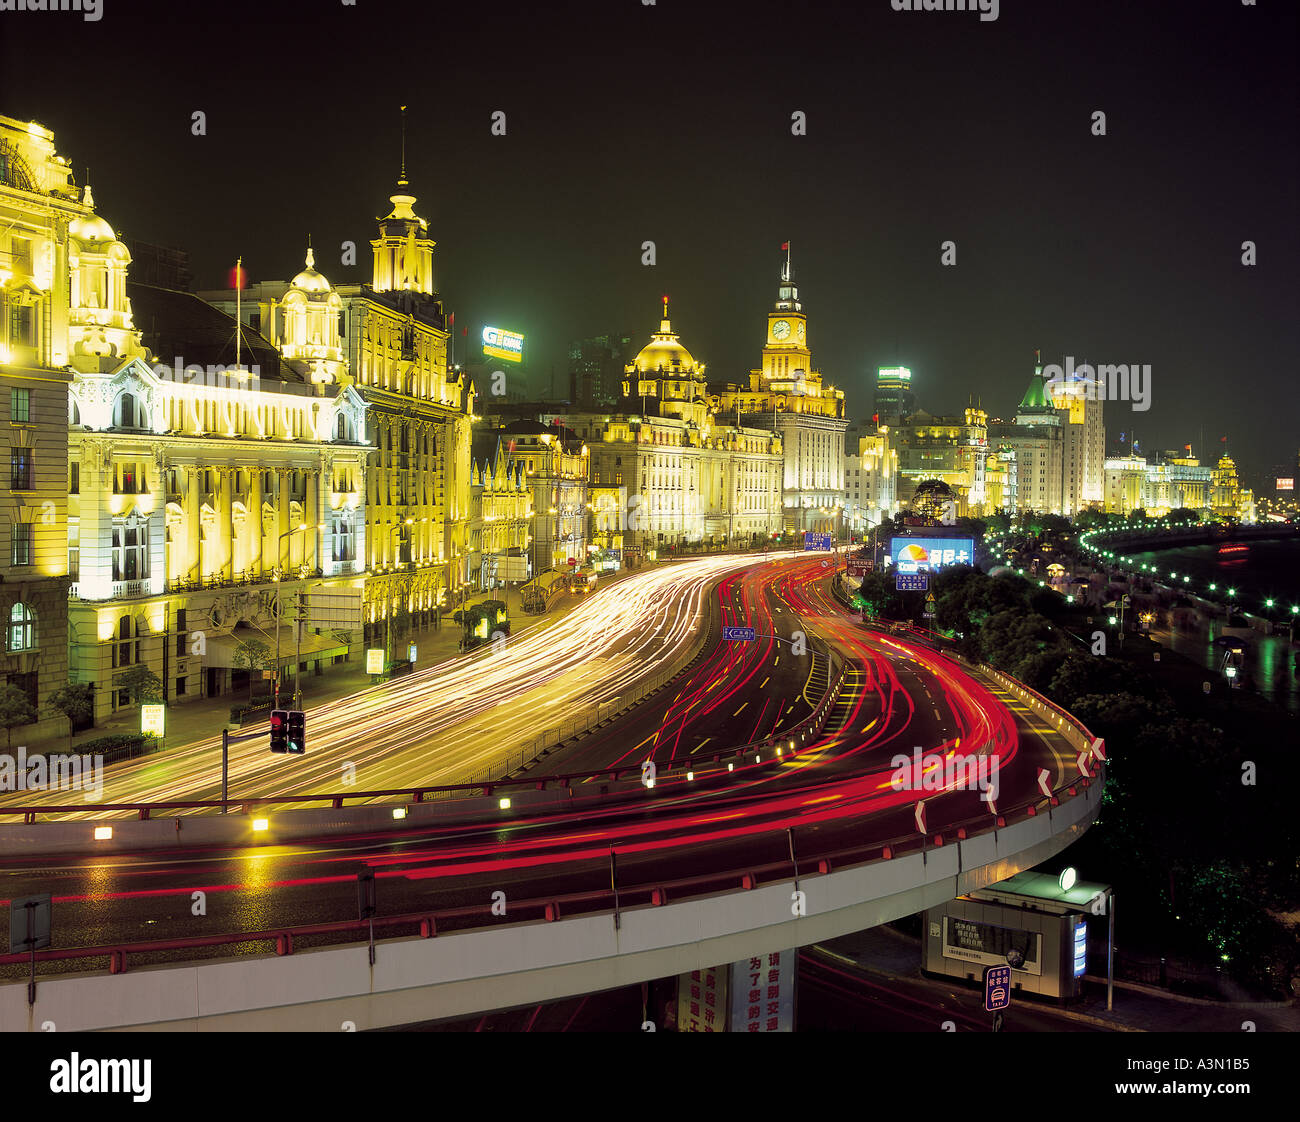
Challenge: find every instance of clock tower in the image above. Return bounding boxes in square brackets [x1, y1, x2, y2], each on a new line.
[761, 254, 811, 387]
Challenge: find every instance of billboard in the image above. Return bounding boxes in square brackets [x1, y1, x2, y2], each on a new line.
[890, 536, 974, 573]
[1276, 477, 1294, 492]
[482, 325, 524, 363]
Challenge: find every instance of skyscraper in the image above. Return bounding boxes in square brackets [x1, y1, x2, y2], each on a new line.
[874, 366, 915, 423]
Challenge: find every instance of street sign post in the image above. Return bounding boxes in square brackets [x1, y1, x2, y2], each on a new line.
[9, 892, 51, 1007]
[722, 626, 757, 641]
[896, 573, 928, 592]
[803, 532, 833, 552]
[984, 964, 1012, 1015]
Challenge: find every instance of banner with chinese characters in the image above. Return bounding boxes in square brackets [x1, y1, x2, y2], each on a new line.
[729, 949, 796, 1032]
[677, 965, 728, 1032]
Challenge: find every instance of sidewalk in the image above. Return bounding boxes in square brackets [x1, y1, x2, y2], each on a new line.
[821, 924, 1300, 1032]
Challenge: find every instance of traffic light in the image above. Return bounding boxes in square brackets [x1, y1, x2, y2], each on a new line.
[269, 709, 288, 753]
[287, 710, 306, 755]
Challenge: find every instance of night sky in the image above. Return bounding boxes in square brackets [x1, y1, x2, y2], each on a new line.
[4, 0, 1296, 486]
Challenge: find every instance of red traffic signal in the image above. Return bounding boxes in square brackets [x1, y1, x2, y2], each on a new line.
[269, 710, 289, 753]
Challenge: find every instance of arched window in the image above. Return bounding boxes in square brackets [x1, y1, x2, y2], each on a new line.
[336, 413, 348, 442]
[8, 603, 34, 652]
[115, 392, 139, 429]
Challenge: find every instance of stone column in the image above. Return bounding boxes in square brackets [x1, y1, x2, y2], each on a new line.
[187, 466, 202, 582]
[275, 467, 290, 573]
[250, 467, 263, 578]
[306, 464, 319, 573]
[218, 467, 234, 580]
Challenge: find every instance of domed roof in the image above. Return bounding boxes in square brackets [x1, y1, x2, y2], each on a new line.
[290, 247, 332, 295]
[630, 301, 699, 373]
[68, 184, 119, 245]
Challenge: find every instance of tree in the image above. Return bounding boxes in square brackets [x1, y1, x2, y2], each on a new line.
[116, 664, 163, 707]
[0, 683, 37, 752]
[232, 637, 273, 703]
[46, 681, 94, 750]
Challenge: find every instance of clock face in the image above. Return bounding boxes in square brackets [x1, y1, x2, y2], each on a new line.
[796, 321, 805, 342]
[772, 319, 791, 341]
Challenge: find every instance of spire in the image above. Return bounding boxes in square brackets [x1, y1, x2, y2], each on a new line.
[398, 105, 409, 189]
[82, 180, 94, 209]
[660, 294, 671, 332]
[305, 244, 315, 270]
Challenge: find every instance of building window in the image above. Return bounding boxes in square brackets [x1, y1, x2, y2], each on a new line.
[11, 522, 32, 566]
[69, 462, 79, 494]
[337, 414, 348, 441]
[5, 670, 38, 709]
[9, 304, 32, 346]
[10, 448, 33, 490]
[10, 388, 30, 423]
[333, 515, 355, 563]
[8, 602, 34, 652]
[176, 608, 187, 657]
[112, 525, 147, 582]
[176, 676, 187, 696]
[115, 392, 139, 429]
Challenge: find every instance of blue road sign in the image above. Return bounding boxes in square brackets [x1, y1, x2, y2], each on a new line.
[984, 965, 1012, 1012]
[722, 626, 757, 641]
[803, 532, 834, 551]
[896, 573, 929, 592]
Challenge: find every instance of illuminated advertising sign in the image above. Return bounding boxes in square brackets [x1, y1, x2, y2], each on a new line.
[890, 537, 974, 573]
[141, 704, 166, 738]
[1276, 477, 1294, 491]
[482, 325, 525, 364]
[1073, 921, 1088, 978]
[365, 648, 385, 675]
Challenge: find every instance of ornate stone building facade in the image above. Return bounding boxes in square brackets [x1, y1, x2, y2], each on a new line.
[207, 172, 476, 653]
[563, 302, 783, 554]
[711, 256, 848, 534]
[0, 115, 75, 744]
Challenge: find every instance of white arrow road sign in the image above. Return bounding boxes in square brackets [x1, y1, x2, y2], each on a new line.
[1037, 768, 1053, 799]
[914, 800, 927, 835]
[1076, 750, 1093, 778]
[1090, 736, 1106, 761]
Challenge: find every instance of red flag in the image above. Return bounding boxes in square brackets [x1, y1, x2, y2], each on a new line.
[1185, 443, 1192, 453]
[1221, 435, 1228, 443]
[872, 413, 879, 425]
[228, 263, 247, 290]
[448, 311, 455, 326]
[781, 241, 789, 251]
[461, 327, 467, 336]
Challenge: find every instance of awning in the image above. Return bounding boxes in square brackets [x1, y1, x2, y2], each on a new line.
[203, 627, 351, 669]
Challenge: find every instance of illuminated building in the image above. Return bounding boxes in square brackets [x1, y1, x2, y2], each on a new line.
[873, 365, 916, 423]
[0, 115, 74, 744]
[468, 433, 532, 590]
[205, 168, 476, 649]
[891, 406, 989, 515]
[988, 354, 1106, 517]
[1211, 453, 1254, 521]
[566, 300, 783, 553]
[1045, 361, 1106, 509]
[711, 254, 848, 533]
[494, 419, 589, 571]
[65, 240, 370, 720]
[842, 427, 899, 536]
[1104, 450, 1213, 517]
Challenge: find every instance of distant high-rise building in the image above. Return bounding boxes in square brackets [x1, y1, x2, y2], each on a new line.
[874, 365, 915, 423]
[568, 333, 633, 408]
[121, 238, 193, 292]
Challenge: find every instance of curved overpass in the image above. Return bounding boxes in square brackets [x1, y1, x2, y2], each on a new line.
[0, 556, 1104, 1030]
